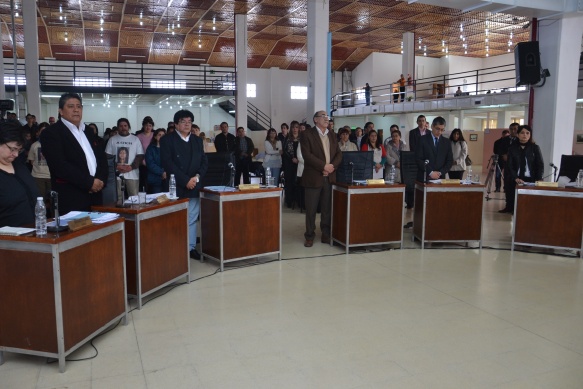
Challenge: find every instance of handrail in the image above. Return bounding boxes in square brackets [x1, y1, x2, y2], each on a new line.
[226, 98, 272, 131]
[331, 63, 533, 110]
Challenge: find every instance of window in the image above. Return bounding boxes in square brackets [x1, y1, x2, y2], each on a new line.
[247, 84, 256, 98]
[74, 78, 112, 87]
[4, 76, 26, 85]
[150, 80, 186, 89]
[291, 86, 307, 100]
[355, 88, 365, 101]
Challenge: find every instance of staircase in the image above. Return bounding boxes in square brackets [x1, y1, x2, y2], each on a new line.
[218, 99, 271, 131]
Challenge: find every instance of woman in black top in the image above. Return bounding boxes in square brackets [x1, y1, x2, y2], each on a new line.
[283, 121, 301, 208]
[0, 121, 39, 227]
[505, 125, 544, 213]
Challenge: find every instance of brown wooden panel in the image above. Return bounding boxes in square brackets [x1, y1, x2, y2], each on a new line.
[222, 197, 280, 260]
[0, 250, 57, 353]
[124, 220, 137, 295]
[60, 231, 125, 351]
[332, 189, 348, 243]
[349, 192, 403, 244]
[424, 191, 483, 241]
[515, 194, 583, 249]
[201, 197, 221, 259]
[139, 209, 188, 293]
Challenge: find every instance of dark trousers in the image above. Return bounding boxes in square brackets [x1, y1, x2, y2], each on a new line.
[448, 170, 464, 179]
[235, 157, 251, 186]
[400, 86, 405, 102]
[495, 161, 505, 190]
[304, 177, 331, 240]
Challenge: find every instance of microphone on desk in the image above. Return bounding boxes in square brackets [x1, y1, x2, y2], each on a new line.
[549, 162, 558, 170]
[227, 162, 235, 188]
[549, 163, 558, 182]
[47, 191, 67, 232]
[228, 162, 235, 170]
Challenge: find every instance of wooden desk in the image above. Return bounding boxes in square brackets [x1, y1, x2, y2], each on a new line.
[332, 183, 405, 253]
[0, 219, 127, 372]
[93, 199, 190, 309]
[413, 182, 484, 249]
[512, 186, 583, 257]
[200, 188, 282, 271]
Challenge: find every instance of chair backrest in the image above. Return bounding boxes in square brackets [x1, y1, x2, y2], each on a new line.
[558, 155, 583, 181]
[102, 155, 117, 204]
[200, 152, 234, 187]
[400, 151, 417, 189]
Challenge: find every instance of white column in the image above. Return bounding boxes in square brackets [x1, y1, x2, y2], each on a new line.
[458, 110, 465, 130]
[307, 0, 329, 116]
[0, 25, 5, 101]
[234, 14, 248, 130]
[269, 67, 280, 127]
[402, 32, 415, 80]
[533, 14, 583, 166]
[22, 0, 40, 118]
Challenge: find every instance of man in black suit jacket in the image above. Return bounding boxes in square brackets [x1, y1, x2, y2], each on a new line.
[160, 110, 208, 260]
[415, 116, 453, 182]
[234, 126, 255, 185]
[214, 122, 235, 153]
[408, 114, 427, 152]
[40, 93, 108, 214]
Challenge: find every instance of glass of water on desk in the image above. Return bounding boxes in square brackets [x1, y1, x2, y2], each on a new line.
[466, 166, 472, 183]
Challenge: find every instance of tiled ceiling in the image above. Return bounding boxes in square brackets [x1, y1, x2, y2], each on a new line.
[0, 0, 531, 71]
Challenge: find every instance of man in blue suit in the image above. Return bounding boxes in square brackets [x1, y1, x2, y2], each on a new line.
[415, 116, 453, 182]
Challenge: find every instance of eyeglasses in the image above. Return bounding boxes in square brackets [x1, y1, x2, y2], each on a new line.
[3, 144, 22, 155]
[178, 120, 192, 125]
[315, 115, 329, 119]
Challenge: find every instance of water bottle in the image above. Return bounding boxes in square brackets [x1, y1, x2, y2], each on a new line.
[577, 169, 583, 188]
[169, 174, 176, 198]
[265, 167, 272, 186]
[388, 164, 396, 184]
[35, 197, 47, 237]
[466, 166, 473, 183]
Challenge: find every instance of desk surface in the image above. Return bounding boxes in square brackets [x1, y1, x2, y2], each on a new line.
[333, 183, 405, 190]
[0, 218, 124, 244]
[201, 187, 282, 196]
[94, 198, 189, 214]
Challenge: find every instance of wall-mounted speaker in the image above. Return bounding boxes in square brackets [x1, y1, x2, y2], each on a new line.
[514, 41, 541, 86]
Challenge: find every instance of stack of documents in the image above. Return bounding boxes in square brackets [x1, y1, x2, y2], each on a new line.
[48, 211, 120, 226]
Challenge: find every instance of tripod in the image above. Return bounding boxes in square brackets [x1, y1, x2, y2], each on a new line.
[484, 154, 504, 201]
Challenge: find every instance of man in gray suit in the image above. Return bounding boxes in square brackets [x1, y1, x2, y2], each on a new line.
[415, 116, 453, 182]
[300, 110, 342, 247]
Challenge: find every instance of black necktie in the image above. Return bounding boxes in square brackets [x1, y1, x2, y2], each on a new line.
[434, 137, 439, 148]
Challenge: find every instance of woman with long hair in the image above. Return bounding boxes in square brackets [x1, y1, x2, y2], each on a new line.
[138, 116, 155, 191]
[506, 125, 544, 214]
[263, 128, 283, 186]
[361, 129, 386, 179]
[448, 128, 468, 180]
[283, 121, 300, 207]
[145, 128, 167, 194]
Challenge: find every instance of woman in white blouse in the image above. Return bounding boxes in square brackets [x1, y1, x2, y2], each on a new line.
[448, 128, 468, 179]
[263, 128, 283, 186]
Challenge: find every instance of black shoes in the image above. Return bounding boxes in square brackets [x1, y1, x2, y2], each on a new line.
[498, 208, 512, 214]
[189, 249, 201, 260]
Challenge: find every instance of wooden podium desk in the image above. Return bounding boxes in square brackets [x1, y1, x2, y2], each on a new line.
[413, 182, 485, 249]
[332, 183, 405, 253]
[0, 219, 127, 372]
[200, 187, 282, 271]
[93, 199, 190, 309]
[512, 186, 583, 258]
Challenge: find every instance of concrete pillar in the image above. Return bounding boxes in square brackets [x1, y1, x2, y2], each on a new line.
[306, 0, 329, 116]
[22, 0, 40, 118]
[402, 32, 415, 82]
[269, 67, 280, 128]
[533, 14, 583, 166]
[458, 110, 465, 131]
[0, 24, 4, 101]
[234, 14, 248, 130]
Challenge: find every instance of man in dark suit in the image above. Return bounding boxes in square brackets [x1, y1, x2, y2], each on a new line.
[234, 126, 255, 185]
[214, 121, 235, 153]
[415, 116, 453, 182]
[492, 129, 510, 192]
[300, 110, 342, 247]
[40, 93, 108, 214]
[408, 114, 427, 152]
[160, 110, 208, 260]
[498, 122, 520, 213]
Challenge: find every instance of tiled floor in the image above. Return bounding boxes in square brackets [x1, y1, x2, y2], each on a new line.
[1, 197, 582, 388]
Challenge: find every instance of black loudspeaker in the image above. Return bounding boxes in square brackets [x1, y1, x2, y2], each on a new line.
[514, 41, 541, 86]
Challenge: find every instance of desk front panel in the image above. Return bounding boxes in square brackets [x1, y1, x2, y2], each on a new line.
[0, 250, 57, 353]
[349, 192, 402, 244]
[222, 196, 280, 259]
[515, 189, 583, 249]
[60, 230, 125, 350]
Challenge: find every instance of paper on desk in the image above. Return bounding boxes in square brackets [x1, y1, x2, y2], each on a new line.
[49, 211, 120, 225]
[205, 186, 237, 192]
[428, 179, 442, 184]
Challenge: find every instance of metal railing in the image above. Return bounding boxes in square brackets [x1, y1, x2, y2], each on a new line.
[332, 63, 528, 110]
[3, 60, 237, 94]
[248, 101, 271, 130]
